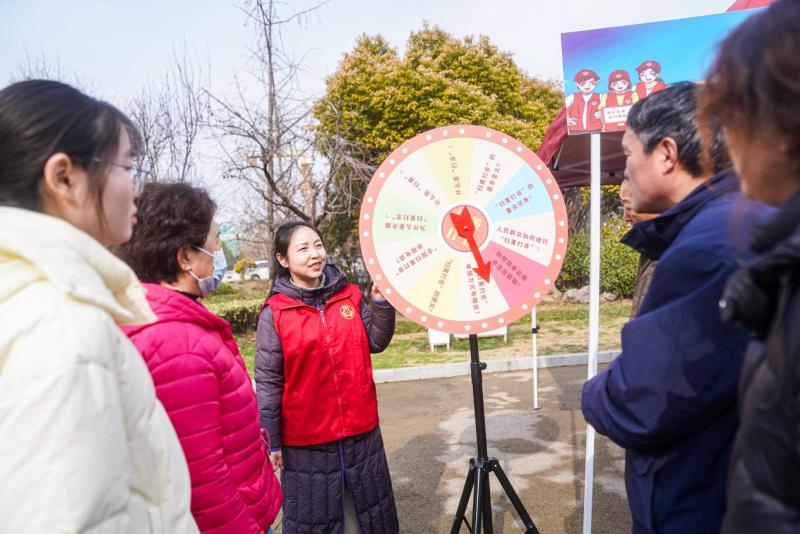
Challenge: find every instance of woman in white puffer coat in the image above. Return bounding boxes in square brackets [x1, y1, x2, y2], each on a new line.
[0, 80, 197, 534]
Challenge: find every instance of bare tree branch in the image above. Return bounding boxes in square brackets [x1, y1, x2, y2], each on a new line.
[126, 50, 209, 182]
[11, 50, 97, 92]
[203, 0, 374, 263]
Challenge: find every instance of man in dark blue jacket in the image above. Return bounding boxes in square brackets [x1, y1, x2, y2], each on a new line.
[582, 83, 769, 533]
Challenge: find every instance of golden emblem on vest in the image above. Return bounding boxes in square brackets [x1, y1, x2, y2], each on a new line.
[340, 304, 355, 320]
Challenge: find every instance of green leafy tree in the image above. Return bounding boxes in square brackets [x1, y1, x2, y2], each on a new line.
[313, 24, 563, 260]
[558, 225, 639, 298]
[234, 258, 255, 275]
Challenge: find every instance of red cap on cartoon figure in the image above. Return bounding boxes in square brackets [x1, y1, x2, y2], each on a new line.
[608, 70, 632, 87]
[636, 60, 661, 73]
[574, 69, 600, 83]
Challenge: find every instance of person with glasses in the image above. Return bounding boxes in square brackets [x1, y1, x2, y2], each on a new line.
[0, 80, 197, 532]
[115, 182, 283, 534]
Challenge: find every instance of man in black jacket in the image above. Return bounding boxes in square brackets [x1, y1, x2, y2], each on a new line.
[703, 1, 800, 531]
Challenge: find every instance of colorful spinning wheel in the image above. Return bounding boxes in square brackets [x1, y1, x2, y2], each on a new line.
[359, 125, 568, 335]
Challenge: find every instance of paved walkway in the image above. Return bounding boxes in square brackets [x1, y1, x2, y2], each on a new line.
[377, 365, 631, 533]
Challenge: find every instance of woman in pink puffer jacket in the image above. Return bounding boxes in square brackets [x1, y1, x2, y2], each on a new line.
[117, 182, 281, 534]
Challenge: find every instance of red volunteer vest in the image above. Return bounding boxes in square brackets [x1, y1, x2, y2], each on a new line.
[604, 91, 635, 108]
[567, 92, 602, 133]
[602, 91, 636, 132]
[264, 284, 379, 446]
[635, 79, 667, 100]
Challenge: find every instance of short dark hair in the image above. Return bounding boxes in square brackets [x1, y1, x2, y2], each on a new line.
[626, 82, 727, 177]
[702, 0, 800, 172]
[115, 182, 216, 283]
[0, 79, 141, 214]
[270, 221, 324, 292]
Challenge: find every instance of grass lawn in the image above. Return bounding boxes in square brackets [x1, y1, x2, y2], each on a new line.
[234, 301, 631, 375]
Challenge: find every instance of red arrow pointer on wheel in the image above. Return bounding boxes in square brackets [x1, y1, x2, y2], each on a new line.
[449, 207, 492, 283]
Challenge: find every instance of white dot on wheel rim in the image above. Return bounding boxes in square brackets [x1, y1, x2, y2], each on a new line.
[502, 137, 508, 144]
[459, 128, 465, 134]
[537, 165, 543, 171]
[368, 258, 375, 265]
[442, 130, 449, 136]
[559, 220, 565, 226]
[546, 179, 552, 185]
[498, 318, 505, 324]
[401, 147, 408, 154]
[522, 304, 529, 311]
[485, 132, 492, 138]
[363, 213, 370, 220]
[367, 197, 373, 203]
[385, 288, 392, 295]
[405, 307, 412, 313]
[426, 135, 432, 141]
[559, 238, 564, 244]
[556, 254, 562, 260]
[375, 274, 382, 280]
[516, 146, 523, 152]
[379, 172, 385, 178]
[465, 325, 471, 331]
[389, 158, 396, 165]
[534, 292, 541, 299]
[362, 231, 369, 237]
[553, 194, 560, 200]
[545, 279, 551, 285]
[437, 321, 444, 327]
[481, 322, 488, 328]
[421, 315, 428, 322]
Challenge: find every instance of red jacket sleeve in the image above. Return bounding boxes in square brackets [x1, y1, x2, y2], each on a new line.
[145, 349, 262, 534]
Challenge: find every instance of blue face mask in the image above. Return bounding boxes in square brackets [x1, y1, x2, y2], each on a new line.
[190, 246, 227, 297]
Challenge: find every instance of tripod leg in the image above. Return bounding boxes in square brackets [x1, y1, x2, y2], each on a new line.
[472, 466, 484, 534]
[482, 470, 493, 533]
[450, 465, 476, 534]
[492, 462, 540, 534]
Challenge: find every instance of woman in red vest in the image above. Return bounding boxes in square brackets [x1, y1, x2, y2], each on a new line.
[635, 60, 667, 100]
[255, 221, 398, 534]
[599, 69, 640, 132]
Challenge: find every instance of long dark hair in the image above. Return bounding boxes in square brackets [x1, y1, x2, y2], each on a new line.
[0, 79, 141, 214]
[114, 182, 216, 283]
[269, 220, 324, 294]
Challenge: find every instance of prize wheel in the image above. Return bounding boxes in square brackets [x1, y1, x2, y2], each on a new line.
[359, 125, 568, 335]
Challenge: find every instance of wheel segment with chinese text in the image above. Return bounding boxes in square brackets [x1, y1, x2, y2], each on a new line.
[359, 125, 568, 335]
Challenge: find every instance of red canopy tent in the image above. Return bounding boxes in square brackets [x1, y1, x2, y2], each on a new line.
[727, 0, 774, 9]
[535, 0, 774, 188]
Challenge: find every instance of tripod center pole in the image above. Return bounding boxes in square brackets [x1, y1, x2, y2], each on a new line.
[469, 334, 489, 460]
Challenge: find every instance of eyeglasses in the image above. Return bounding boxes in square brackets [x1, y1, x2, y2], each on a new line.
[93, 159, 151, 194]
[71, 155, 152, 194]
[107, 161, 151, 181]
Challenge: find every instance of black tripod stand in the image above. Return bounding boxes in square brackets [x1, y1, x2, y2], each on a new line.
[450, 334, 540, 534]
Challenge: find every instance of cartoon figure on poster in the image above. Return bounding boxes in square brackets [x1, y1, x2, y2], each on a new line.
[599, 69, 639, 132]
[635, 60, 667, 99]
[565, 69, 602, 135]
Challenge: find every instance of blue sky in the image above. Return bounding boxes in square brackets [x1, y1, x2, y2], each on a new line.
[0, 0, 735, 220]
[1, 0, 734, 101]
